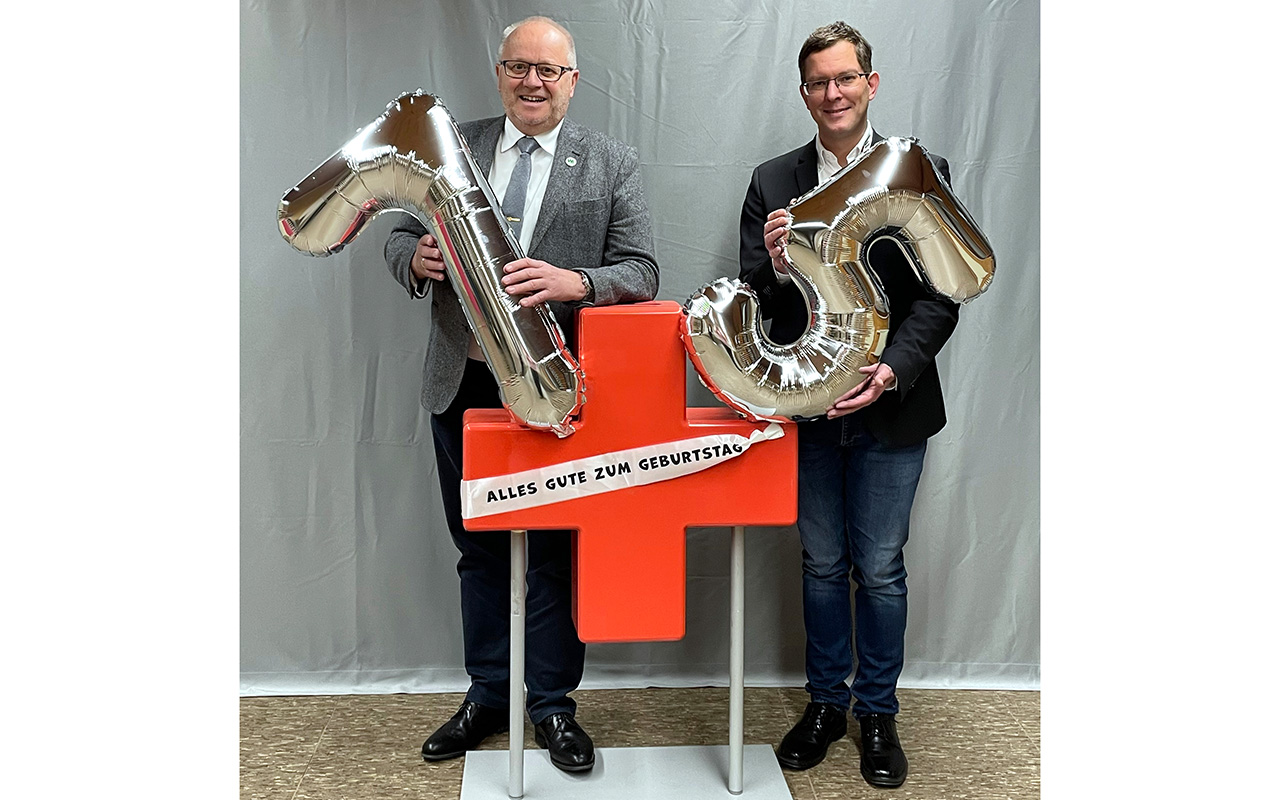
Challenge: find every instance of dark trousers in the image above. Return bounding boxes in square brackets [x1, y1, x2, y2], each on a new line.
[429, 358, 585, 723]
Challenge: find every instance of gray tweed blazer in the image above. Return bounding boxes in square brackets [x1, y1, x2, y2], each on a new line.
[384, 115, 660, 414]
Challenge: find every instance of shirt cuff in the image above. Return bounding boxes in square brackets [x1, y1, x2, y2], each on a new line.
[410, 271, 429, 298]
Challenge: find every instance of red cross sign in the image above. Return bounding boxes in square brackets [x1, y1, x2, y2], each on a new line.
[462, 301, 797, 643]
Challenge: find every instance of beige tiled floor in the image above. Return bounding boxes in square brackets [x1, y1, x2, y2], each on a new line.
[241, 687, 1039, 799]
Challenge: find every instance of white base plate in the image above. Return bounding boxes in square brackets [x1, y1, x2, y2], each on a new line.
[460, 744, 790, 799]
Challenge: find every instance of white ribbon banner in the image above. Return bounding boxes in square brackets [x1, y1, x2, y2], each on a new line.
[461, 423, 784, 520]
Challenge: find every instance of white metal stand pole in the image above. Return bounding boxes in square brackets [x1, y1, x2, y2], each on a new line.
[729, 525, 746, 795]
[509, 530, 527, 799]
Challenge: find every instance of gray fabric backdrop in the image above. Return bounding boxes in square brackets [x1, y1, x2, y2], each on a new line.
[240, 0, 1039, 695]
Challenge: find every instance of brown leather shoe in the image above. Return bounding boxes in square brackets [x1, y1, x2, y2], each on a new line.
[421, 701, 508, 761]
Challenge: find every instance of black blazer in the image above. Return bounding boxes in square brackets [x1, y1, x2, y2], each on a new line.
[738, 132, 960, 447]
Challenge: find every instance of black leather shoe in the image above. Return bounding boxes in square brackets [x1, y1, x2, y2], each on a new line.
[421, 701, 508, 761]
[776, 702, 848, 770]
[858, 713, 908, 788]
[533, 712, 595, 773]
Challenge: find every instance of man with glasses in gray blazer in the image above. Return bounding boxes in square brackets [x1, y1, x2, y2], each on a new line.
[384, 15, 659, 774]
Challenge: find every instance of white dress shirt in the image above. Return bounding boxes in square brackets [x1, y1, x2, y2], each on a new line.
[815, 121, 875, 185]
[488, 117, 564, 254]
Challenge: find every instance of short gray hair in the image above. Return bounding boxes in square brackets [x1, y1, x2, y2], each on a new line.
[499, 16, 577, 69]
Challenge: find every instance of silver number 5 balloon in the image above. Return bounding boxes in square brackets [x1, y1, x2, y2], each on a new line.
[277, 91, 584, 436]
[682, 137, 996, 422]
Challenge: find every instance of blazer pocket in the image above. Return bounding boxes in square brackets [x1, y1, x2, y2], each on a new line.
[566, 196, 609, 225]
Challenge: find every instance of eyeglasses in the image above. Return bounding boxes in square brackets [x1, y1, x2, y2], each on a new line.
[800, 72, 870, 96]
[499, 60, 576, 82]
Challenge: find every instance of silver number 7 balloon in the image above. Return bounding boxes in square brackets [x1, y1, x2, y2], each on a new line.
[277, 90, 584, 436]
[682, 137, 996, 422]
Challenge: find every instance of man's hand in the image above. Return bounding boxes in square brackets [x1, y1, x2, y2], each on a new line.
[411, 233, 446, 283]
[764, 208, 791, 273]
[501, 258, 588, 307]
[828, 363, 896, 418]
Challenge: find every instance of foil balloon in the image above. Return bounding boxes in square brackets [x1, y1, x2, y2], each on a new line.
[277, 90, 584, 436]
[683, 137, 996, 422]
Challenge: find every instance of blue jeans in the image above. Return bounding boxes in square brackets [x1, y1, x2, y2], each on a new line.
[429, 359, 584, 724]
[796, 414, 926, 717]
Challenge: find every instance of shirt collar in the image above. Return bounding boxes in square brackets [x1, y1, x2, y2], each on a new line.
[500, 117, 564, 156]
[815, 121, 874, 172]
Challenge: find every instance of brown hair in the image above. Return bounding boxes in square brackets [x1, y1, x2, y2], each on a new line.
[797, 21, 872, 80]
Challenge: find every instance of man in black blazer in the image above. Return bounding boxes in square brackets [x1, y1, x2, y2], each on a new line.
[738, 22, 960, 789]
[384, 16, 659, 774]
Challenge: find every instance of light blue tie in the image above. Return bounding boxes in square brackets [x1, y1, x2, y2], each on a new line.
[501, 136, 540, 240]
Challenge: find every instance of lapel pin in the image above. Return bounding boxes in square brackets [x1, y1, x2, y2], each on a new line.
[565, 156, 577, 167]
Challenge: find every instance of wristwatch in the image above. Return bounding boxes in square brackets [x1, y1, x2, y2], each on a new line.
[576, 270, 595, 305]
